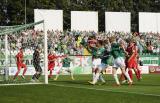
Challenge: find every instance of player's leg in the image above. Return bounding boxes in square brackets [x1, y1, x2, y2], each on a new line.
[48, 64, 54, 78]
[132, 62, 141, 81]
[32, 64, 42, 81]
[128, 68, 133, 81]
[112, 67, 120, 86]
[92, 58, 98, 80]
[127, 60, 134, 81]
[90, 69, 100, 85]
[54, 67, 62, 80]
[133, 67, 141, 81]
[112, 58, 121, 86]
[21, 63, 27, 79]
[99, 73, 106, 84]
[66, 67, 74, 80]
[119, 57, 132, 85]
[36, 65, 42, 79]
[121, 67, 132, 85]
[98, 63, 107, 84]
[89, 59, 101, 85]
[13, 63, 21, 80]
[137, 67, 142, 80]
[120, 59, 128, 83]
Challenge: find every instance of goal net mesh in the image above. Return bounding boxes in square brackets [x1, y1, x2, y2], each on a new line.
[0, 20, 48, 84]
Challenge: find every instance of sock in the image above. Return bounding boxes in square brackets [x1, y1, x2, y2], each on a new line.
[49, 70, 52, 77]
[93, 73, 96, 80]
[134, 69, 140, 80]
[128, 69, 133, 80]
[32, 74, 37, 80]
[14, 69, 20, 79]
[93, 73, 100, 84]
[22, 68, 27, 76]
[55, 74, 59, 79]
[99, 74, 105, 83]
[137, 69, 141, 79]
[36, 73, 41, 79]
[124, 72, 132, 83]
[113, 74, 120, 85]
[92, 68, 96, 80]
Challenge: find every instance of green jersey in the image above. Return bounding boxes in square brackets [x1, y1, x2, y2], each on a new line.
[110, 43, 124, 59]
[62, 57, 72, 67]
[97, 47, 105, 57]
[101, 49, 113, 65]
[89, 47, 105, 58]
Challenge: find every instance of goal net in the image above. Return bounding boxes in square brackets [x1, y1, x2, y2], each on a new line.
[0, 20, 48, 85]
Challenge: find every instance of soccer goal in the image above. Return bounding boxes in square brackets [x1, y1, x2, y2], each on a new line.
[0, 20, 48, 85]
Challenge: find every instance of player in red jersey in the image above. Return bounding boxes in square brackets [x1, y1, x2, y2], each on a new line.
[126, 40, 141, 81]
[13, 48, 27, 80]
[48, 51, 57, 78]
[48, 50, 67, 78]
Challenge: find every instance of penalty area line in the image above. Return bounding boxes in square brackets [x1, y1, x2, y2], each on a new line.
[49, 83, 160, 97]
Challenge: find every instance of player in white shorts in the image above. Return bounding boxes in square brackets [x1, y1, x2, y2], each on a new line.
[89, 40, 108, 85]
[110, 39, 132, 86]
[54, 56, 74, 80]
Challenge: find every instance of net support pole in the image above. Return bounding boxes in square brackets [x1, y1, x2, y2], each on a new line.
[5, 34, 8, 81]
[43, 21, 48, 84]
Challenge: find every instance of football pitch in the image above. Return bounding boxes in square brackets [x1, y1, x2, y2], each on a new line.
[0, 74, 160, 103]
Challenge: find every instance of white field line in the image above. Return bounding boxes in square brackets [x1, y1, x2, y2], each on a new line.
[50, 83, 160, 97]
[0, 82, 43, 86]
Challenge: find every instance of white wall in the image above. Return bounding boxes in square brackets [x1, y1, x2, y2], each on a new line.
[71, 11, 98, 32]
[157, 13, 160, 33]
[34, 9, 63, 31]
[105, 12, 131, 32]
[139, 12, 157, 33]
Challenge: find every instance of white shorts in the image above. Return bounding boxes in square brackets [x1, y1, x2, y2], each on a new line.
[98, 63, 109, 71]
[59, 67, 71, 73]
[92, 58, 101, 68]
[113, 57, 125, 69]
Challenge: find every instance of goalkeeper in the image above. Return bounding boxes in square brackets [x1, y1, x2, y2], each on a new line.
[31, 46, 42, 82]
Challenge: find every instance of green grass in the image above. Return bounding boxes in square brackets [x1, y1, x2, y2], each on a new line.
[0, 74, 160, 103]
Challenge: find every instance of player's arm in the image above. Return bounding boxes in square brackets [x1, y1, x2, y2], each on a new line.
[120, 44, 128, 56]
[16, 53, 21, 63]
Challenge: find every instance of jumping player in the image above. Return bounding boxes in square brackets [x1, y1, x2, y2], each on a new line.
[110, 37, 132, 86]
[88, 40, 106, 85]
[13, 48, 27, 80]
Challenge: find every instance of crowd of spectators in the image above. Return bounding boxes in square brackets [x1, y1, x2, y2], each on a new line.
[0, 29, 160, 56]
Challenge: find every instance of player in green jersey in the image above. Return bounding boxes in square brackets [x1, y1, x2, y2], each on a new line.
[88, 40, 107, 85]
[110, 37, 132, 86]
[54, 55, 74, 80]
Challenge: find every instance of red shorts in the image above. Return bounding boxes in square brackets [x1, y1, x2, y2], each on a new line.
[17, 63, 26, 70]
[48, 63, 55, 70]
[127, 59, 138, 69]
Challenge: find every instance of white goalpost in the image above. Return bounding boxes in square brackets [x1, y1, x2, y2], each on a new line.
[0, 20, 48, 85]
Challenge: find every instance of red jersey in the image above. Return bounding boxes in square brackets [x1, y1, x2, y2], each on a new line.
[16, 51, 23, 64]
[126, 45, 137, 60]
[48, 54, 57, 64]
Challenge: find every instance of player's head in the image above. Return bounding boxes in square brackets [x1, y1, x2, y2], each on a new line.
[50, 50, 55, 54]
[97, 40, 103, 47]
[129, 39, 135, 46]
[109, 36, 116, 43]
[35, 46, 41, 52]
